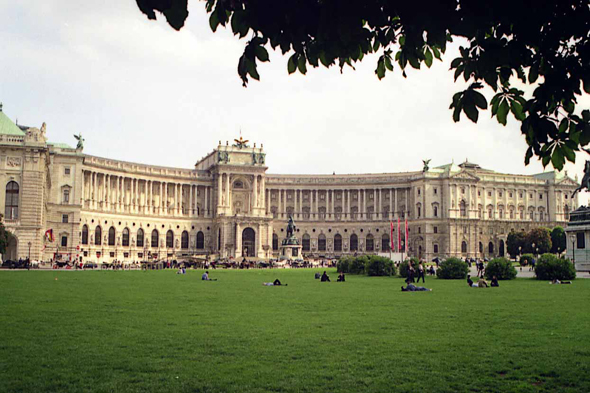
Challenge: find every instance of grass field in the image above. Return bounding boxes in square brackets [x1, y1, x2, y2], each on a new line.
[1, 269, 589, 393]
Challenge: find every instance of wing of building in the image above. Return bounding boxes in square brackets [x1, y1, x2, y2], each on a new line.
[0, 106, 580, 262]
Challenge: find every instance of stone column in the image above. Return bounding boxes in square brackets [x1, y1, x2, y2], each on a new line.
[362, 189, 366, 220]
[217, 174, 222, 207]
[164, 182, 168, 215]
[253, 175, 258, 209]
[205, 186, 209, 217]
[405, 188, 409, 218]
[236, 222, 242, 257]
[179, 184, 183, 215]
[394, 188, 398, 218]
[225, 174, 230, 207]
[389, 188, 393, 220]
[347, 190, 351, 220]
[261, 176, 266, 210]
[377, 189, 381, 220]
[189, 185, 193, 216]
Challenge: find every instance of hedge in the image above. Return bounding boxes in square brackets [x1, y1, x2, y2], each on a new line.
[534, 254, 576, 281]
[484, 257, 517, 280]
[436, 257, 469, 279]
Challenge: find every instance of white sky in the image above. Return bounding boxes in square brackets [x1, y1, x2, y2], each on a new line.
[1, 0, 589, 203]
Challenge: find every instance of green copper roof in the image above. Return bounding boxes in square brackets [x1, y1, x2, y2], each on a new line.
[0, 106, 26, 137]
[48, 142, 73, 149]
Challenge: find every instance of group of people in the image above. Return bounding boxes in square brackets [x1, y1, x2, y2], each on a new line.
[467, 274, 499, 288]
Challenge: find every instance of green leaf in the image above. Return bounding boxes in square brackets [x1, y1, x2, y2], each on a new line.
[453, 103, 462, 122]
[541, 154, 551, 167]
[376, 58, 385, 79]
[384, 56, 393, 71]
[472, 91, 487, 109]
[432, 46, 441, 60]
[559, 118, 569, 134]
[497, 100, 509, 126]
[246, 59, 259, 81]
[287, 54, 297, 74]
[255, 46, 269, 62]
[450, 58, 462, 68]
[510, 100, 525, 121]
[583, 76, 590, 94]
[563, 145, 576, 163]
[563, 100, 575, 114]
[551, 147, 565, 170]
[463, 102, 479, 123]
[209, 10, 220, 32]
[297, 55, 307, 74]
[424, 48, 433, 68]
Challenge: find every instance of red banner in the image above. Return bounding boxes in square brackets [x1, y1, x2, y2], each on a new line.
[404, 219, 408, 254]
[397, 218, 401, 253]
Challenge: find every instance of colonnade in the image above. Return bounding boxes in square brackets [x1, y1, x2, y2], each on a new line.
[265, 187, 410, 221]
[81, 170, 212, 217]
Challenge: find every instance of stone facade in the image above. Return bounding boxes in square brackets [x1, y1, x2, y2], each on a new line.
[0, 110, 580, 262]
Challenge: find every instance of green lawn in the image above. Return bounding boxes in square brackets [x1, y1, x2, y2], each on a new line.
[0, 269, 589, 392]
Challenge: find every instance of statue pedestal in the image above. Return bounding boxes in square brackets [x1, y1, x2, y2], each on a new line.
[280, 236, 302, 260]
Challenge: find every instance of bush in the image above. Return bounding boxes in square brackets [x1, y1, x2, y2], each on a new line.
[336, 257, 352, 273]
[365, 256, 396, 276]
[485, 257, 517, 280]
[349, 256, 368, 274]
[534, 254, 576, 281]
[519, 254, 534, 266]
[399, 257, 419, 278]
[436, 257, 469, 279]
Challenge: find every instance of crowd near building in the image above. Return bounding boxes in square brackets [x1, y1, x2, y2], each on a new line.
[0, 105, 580, 264]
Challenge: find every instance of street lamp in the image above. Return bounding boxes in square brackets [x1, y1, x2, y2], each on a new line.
[27, 241, 32, 270]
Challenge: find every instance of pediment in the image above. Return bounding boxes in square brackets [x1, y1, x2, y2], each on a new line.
[557, 177, 579, 187]
[450, 170, 480, 182]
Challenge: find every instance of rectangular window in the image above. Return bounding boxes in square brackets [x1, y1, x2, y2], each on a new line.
[477, 190, 481, 197]
[540, 194, 543, 200]
[434, 188, 437, 194]
[110, 252, 115, 257]
[519, 193, 523, 198]
[63, 189, 70, 204]
[61, 236, 67, 247]
[417, 189, 421, 195]
[509, 192, 513, 198]
[577, 232, 585, 249]
[64, 167, 70, 175]
[488, 192, 492, 197]
[499, 192, 503, 197]
[83, 251, 88, 257]
[62, 214, 69, 223]
[138, 253, 143, 258]
[434, 226, 438, 234]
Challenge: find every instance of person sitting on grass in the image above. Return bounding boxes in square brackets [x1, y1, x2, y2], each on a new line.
[320, 271, 330, 282]
[490, 276, 499, 287]
[477, 278, 489, 288]
[467, 274, 474, 287]
[401, 279, 432, 292]
[337, 272, 345, 282]
[201, 271, 217, 281]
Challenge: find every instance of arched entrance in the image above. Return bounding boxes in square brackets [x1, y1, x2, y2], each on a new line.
[5, 235, 17, 260]
[499, 240, 505, 257]
[242, 228, 255, 257]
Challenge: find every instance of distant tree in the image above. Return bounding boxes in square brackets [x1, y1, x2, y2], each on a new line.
[506, 230, 526, 259]
[550, 226, 567, 254]
[525, 227, 552, 255]
[137, 1, 590, 169]
[0, 215, 12, 255]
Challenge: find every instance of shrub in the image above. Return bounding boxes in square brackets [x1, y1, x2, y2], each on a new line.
[535, 254, 576, 281]
[436, 257, 468, 279]
[399, 257, 419, 278]
[336, 257, 352, 273]
[365, 256, 396, 276]
[519, 254, 534, 266]
[485, 257, 517, 280]
[349, 256, 368, 274]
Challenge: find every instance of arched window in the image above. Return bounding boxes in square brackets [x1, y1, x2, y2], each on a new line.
[122, 228, 130, 247]
[5, 181, 19, 219]
[499, 240, 505, 256]
[479, 242, 483, 253]
[366, 234, 374, 251]
[318, 234, 326, 252]
[461, 241, 467, 253]
[488, 242, 494, 254]
[151, 230, 159, 248]
[460, 201, 466, 217]
[108, 227, 115, 246]
[433, 244, 439, 253]
[272, 233, 279, 251]
[416, 203, 422, 218]
[350, 234, 358, 251]
[382, 234, 390, 252]
[302, 234, 310, 251]
[81, 225, 89, 245]
[166, 230, 174, 248]
[137, 228, 144, 248]
[196, 231, 204, 249]
[95, 226, 102, 245]
[181, 231, 189, 249]
[433, 205, 438, 217]
[334, 234, 342, 252]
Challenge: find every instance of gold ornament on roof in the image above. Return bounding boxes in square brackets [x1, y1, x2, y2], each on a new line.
[233, 135, 249, 149]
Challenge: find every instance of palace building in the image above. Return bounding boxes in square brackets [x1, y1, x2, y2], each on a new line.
[0, 106, 580, 263]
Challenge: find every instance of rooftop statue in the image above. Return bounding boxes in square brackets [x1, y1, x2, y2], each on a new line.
[233, 135, 249, 149]
[74, 133, 84, 150]
[422, 159, 431, 172]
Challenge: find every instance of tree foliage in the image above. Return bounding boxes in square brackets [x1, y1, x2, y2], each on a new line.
[550, 226, 567, 254]
[535, 254, 576, 281]
[506, 230, 527, 258]
[525, 227, 552, 254]
[0, 216, 11, 255]
[484, 257, 517, 280]
[136, 0, 590, 169]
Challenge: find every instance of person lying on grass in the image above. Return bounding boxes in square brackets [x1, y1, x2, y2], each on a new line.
[401, 279, 432, 292]
[467, 274, 488, 288]
[550, 279, 572, 284]
[201, 271, 217, 281]
[263, 279, 287, 286]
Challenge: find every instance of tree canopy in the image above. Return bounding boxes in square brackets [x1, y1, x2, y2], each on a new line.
[550, 226, 566, 254]
[136, 0, 590, 169]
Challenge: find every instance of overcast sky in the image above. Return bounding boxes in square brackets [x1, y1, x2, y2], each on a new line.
[2, 0, 590, 201]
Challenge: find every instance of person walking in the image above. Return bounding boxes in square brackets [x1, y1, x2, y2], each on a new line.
[408, 263, 415, 283]
[416, 262, 425, 283]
